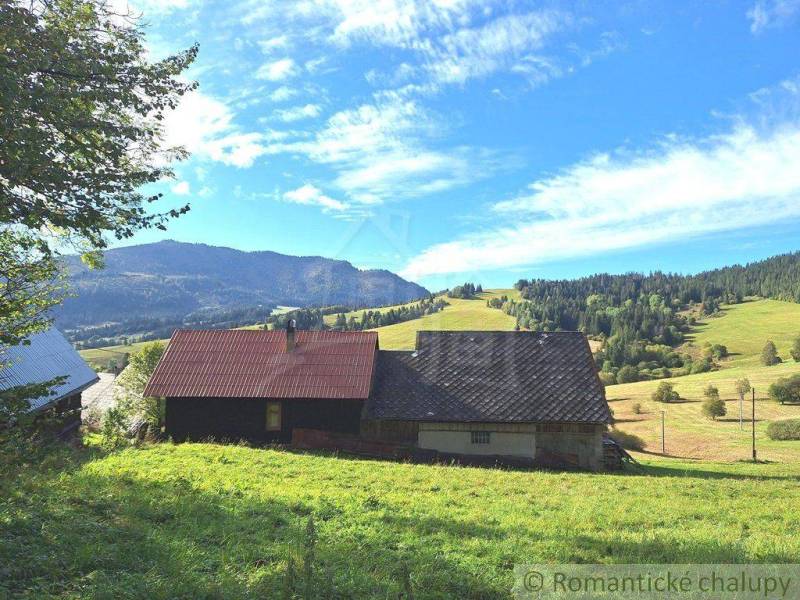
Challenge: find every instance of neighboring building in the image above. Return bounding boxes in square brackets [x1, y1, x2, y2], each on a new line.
[143, 326, 378, 443]
[145, 325, 611, 470]
[365, 331, 611, 471]
[0, 328, 99, 436]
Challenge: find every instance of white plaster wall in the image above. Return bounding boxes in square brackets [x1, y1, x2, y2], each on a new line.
[418, 429, 536, 458]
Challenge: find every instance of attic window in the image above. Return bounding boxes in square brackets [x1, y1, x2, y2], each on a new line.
[471, 431, 490, 444]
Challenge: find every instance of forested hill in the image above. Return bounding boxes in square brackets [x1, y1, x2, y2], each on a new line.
[57, 241, 429, 332]
[494, 252, 800, 384]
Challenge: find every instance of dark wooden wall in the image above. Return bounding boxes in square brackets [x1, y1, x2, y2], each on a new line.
[165, 397, 364, 443]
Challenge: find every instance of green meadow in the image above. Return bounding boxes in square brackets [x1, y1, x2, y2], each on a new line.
[3, 442, 800, 599]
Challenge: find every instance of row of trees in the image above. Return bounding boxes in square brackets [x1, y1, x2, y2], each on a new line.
[447, 283, 482, 299]
[331, 298, 448, 331]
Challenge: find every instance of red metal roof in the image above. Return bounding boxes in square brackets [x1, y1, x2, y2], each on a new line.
[144, 329, 378, 400]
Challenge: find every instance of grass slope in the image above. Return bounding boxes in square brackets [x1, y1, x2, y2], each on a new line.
[3, 443, 800, 599]
[608, 298, 800, 461]
[686, 298, 800, 367]
[370, 289, 520, 350]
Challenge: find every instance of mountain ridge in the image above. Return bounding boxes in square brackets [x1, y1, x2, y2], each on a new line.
[57, 240, 429, 331]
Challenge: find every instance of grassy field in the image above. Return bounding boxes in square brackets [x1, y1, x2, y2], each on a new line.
[608, 298, 800, 461]
[685, 298, 800, 367]
[369, 289, 521, 349]
[79, 340, 167, 372]
[3, 442, 800, 599]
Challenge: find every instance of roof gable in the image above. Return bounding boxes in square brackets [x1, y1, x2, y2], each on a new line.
[0, 328, 99, 412]
[367, 331, 610, 423]
[144, 329, 378, 400]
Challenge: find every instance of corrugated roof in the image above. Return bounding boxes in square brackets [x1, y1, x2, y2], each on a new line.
[144, 329, 378, 400]
[366, 331, 611, 424]
[0, 328, 99, 412]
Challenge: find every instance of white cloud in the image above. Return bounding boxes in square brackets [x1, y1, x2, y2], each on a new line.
[283, 184, 349, 211]
[171, 181, 191, 195]
[747, 0, 800, 33]
[164, 91, 267, 168]
[111, 0, 196, 16]
[274, 103, 322, 122]
[269, 86, 298, 102]
[423, 11, 569, 86]
[258, 35, 290, 52]
[256, 58, 298, 81]
[401, 121, 800, 279]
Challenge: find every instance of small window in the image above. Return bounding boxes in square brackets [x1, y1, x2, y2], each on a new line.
[266, 402, 281, 431]
[471, 431, 490, 444]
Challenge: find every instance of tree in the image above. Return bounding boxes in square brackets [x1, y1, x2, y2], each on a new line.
[701, 385, 726, 420]
[651, 381, 679, 403]
[0, 0, 197, 347]
[790, 336, 800, 362]
[768, 374, 800, 405]
[108, 341, 166, 437]
[616, 365, 639, 384]
[735, 378, 751, 401]
[761, 340, 781, 366]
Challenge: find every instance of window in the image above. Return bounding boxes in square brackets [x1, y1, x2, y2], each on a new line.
[471, 431, 490, 444]
[266, 402, 281, 431]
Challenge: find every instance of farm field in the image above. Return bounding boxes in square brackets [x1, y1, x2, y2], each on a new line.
[79, 340, 168, 372]
[3, 442, 800, 599]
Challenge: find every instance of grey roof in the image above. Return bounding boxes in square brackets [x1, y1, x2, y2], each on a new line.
[0, 328, 99, 412]
[366, 331, 610, 424]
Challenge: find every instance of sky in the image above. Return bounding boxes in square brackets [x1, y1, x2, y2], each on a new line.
[119, 0, 800, 291]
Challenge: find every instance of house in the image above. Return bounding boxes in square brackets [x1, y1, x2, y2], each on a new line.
[0, 328, 99, 436]
[145, 323, 612, 470]
[143, 325, 377, 442]
[364, 331, 611, 471]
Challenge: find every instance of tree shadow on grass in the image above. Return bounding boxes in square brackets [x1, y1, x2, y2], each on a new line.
[0, 451, 521, 599]
[621, 462, 800, 482]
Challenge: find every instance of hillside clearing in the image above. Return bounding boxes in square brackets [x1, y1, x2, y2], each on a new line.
[685, 298, 800, 368]
[368, 289, 521, 349]
[3, 442, 800, 599]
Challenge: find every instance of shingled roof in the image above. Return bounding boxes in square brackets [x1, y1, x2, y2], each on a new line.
[366, 331, 610, 424]
[144, 329, 378, 400]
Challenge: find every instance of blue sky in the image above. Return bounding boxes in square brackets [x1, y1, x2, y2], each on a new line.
[121, 0, 800, 290]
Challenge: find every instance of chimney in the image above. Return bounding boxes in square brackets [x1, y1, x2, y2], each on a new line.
[286, 319, 296, 352]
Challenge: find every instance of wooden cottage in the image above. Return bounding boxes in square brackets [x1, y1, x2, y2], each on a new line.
[144, 324, 377, 442]
[0, 328, 99, 436]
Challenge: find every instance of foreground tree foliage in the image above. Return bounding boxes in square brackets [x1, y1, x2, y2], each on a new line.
[1, 0, 196, 437]
[0, 0, 196, 248]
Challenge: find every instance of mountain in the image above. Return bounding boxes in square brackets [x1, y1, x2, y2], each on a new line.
[56, 240, 429, 331]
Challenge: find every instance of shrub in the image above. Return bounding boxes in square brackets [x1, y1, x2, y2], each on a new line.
[598, 371, 617, 386]
[768, 374, 800, 405]
[651, 381, 679, 403]
[690, 358, 712, 374]
[791, 336, 800, 362]
[701, 386, 726, 420]
[632, 402, 642, 414]
[609, 429, 645, 451]
[766, 419, 800, 441]
[616, 365, 639, 384]
[761, 340, 781, 366]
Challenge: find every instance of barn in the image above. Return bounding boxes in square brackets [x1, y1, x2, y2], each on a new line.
[0, 328, 99, 436]
[145, 324, 612, 470]
[364, 331, 611, 471]
[144, 325, 377, 443]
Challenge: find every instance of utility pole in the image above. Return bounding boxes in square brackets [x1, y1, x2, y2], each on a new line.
[661, 410, 666, 455]
[752, 388, 757, 462]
